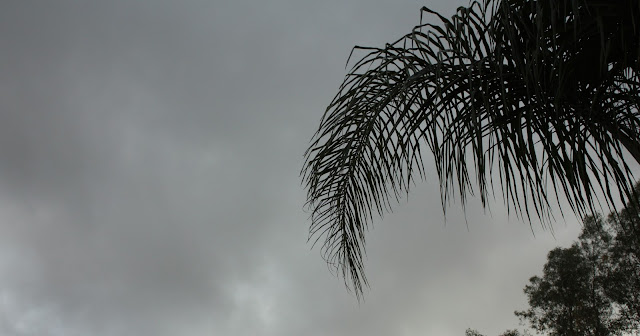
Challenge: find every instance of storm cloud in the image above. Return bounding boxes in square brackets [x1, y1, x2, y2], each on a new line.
[0, 1, 595, 335]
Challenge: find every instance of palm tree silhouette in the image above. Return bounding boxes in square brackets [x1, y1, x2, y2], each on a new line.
[302, 0, 640, 297]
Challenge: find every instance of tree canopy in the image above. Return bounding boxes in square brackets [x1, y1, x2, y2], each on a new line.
[465, 329, 528, 336]
[516, 185, 640, 335]
[467, 186, 640, 335]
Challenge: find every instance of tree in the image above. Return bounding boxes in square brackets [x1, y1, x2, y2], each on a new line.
[469, 187, 640, 335]
[515, 244, 614, 335]
[604, 184, 640, 332]
[465, 328, 529, 336]
[302, 0, 640, 296]
[516, 190, 640, 335]
[465, 329, 485, 336]
[497, 331, 525, 336]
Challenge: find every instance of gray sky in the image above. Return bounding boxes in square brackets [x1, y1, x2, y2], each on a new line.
[0, 1, 607, 335]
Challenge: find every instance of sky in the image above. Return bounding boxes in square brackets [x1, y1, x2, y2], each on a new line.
[0, 0, 622, 335]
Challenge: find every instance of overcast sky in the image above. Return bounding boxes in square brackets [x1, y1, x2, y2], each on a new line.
[0, 1, 615, 335]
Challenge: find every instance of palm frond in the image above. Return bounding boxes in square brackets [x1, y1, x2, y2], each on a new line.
[302, 0, 640, 298]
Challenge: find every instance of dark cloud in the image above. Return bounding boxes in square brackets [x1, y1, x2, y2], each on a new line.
[0, 0, 590, 335]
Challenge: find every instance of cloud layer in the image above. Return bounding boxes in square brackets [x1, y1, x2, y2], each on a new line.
[0, 1, 589, 335]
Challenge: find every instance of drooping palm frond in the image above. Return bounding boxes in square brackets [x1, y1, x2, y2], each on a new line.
[302, 0, 640, 298]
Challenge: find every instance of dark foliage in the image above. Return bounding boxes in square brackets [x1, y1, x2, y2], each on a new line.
[516, 185, 640, 335]
[303, 0, 640, 297]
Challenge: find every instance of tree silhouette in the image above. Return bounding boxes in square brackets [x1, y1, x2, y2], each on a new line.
[302, 0, 640, 296]
[515, 244, 613, 335]
[465, 328, 529, 336]
[516, 204, 640, 335]
[468, 187, 640, 335]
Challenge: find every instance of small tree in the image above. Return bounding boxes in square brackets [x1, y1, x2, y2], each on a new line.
[516, 186, 640, 335]
[465, 328, 529, 336]
[472, 186, 640, 335]
[498, 330, 525, 336]
[605, 185, 640, 331]
[465, 329, 485, 336]
[515, 243, 614, 335]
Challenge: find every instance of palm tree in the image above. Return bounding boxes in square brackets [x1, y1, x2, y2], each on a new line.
[302, 0, 640, 297]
